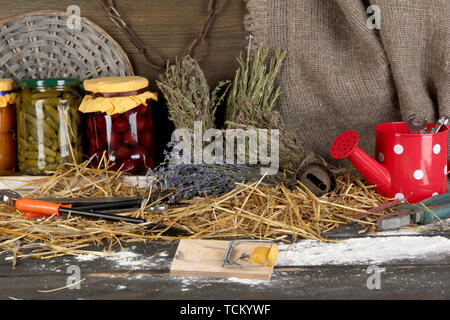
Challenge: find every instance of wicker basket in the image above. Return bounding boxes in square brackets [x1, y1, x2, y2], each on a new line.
[0, 10, 134, 81]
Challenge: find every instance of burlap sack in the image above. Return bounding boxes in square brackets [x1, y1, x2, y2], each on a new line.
[245, 0, 450, 167]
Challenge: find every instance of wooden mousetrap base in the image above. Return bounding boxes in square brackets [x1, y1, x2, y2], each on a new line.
[170, 239, 274, 280]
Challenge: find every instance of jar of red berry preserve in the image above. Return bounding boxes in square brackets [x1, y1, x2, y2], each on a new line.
[0, 78, 17, 175]
[79, 76, 158, 174]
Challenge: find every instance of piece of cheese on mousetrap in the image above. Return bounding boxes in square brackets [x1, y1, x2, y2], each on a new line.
[170, 239, 274, 280]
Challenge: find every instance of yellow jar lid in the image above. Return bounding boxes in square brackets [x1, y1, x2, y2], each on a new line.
[0, 79, 16, 108]
[83, 76, 149, 93]
[0, 79, 14, 91]
[79, 76, 158, 115]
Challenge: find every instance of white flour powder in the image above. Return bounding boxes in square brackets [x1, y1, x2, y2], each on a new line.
[277, 236, 450, 266]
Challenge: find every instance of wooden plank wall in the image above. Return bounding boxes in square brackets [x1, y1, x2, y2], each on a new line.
[0, 0, 248, 164]
[0, 0, 248, 88]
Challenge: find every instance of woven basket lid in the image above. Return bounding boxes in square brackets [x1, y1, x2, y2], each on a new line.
[0, 10, 134, 81]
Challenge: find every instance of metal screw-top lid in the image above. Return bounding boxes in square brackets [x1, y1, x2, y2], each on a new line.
[17, 78, 80, 88]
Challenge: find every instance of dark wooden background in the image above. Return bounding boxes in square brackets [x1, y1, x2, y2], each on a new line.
[0, 0, 248, 164]
[0, 0, 248, 89]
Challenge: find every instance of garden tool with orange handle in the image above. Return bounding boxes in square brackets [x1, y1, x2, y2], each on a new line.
[0, 189, 146, 224]
[15, 198, 146, 223]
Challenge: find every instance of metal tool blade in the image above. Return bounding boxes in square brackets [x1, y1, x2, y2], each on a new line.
[0, 189, 21, 206]
[406, 114, 428, 134]
[352, 199, 404, 221]
[34, 196, 144, 204]
[0, 189, 146, 206]
[377, 210, 419, 230]
[430, 116, 450, 134]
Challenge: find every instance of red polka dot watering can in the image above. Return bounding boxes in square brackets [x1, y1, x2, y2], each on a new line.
[330, 119, 449, 203]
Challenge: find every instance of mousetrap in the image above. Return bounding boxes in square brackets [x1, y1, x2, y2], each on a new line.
[170, 239, 277, 280]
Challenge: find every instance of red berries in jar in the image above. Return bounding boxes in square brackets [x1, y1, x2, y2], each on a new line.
[112, 145, 130, 160]
[145, 117, 153, 130]
[106, 131, 121, 148]
[112, 117, 130, 133]
[89, 133, 106, 150]
[85, 103, 155, 174]
[95, 115, 107, 132]
[136, 115, 146, 132]
[137, 104, 150, 116]
[122, 131, 138, 146]
[140, 130, 153, 148]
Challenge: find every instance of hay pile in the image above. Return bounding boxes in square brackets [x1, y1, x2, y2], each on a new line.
[156, 173, 389, 241]
[0, 158, 391, 267]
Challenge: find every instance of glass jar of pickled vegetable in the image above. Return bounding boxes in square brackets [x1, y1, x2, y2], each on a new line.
[79, 76, 158, 174]
[17, 78, 83, 175]
[0, 79, 17, 175]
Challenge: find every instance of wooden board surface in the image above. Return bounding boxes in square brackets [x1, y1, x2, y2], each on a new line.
[3, 226, 450, 300]
[170, 239, 274, 280]
[0, 0, 248, 89]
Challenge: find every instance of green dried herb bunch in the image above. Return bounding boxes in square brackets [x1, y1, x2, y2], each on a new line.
[157, 56, 230, 132]
[226, 42, 285, 122]
[225, 40, 324, 172]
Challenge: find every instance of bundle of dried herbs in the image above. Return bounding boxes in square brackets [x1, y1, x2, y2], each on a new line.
[155, 43, 327, 201]
[149, 163, 261, 201]
[156, 56, 230, 132]
[155, 56, 261, 200]
[225, 41, 285, 122]
[225, 39, 326, 173]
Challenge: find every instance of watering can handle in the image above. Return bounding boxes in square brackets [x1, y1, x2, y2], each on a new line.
[444, 124, 450, 175]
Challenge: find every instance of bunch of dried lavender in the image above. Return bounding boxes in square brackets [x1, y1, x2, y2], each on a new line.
[157, 55, 230, 132]
[225, 39, 326, 173]
[149, 162, 261, 202]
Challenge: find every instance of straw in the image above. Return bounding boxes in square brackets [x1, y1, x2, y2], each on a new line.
[0, 161, 394, 265]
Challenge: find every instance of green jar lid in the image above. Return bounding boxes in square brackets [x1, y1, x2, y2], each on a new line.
[17, 78, 80, 88]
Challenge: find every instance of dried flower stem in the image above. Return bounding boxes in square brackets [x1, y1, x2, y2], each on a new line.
[225, 38, 325, 172]
[157, 56, 230, 131]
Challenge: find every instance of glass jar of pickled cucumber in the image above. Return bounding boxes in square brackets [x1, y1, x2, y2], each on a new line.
[0, 79, 18, 175]
[17, 78, 83, 175]
[79, 76, 158, 174]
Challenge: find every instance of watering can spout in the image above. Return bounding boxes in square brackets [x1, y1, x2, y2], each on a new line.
[330, 130, 391, 193]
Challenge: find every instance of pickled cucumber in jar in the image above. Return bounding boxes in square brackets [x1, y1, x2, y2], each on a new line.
[17, 79, 83, 175]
